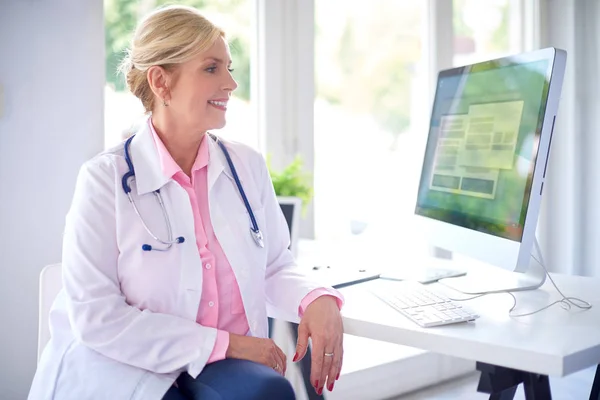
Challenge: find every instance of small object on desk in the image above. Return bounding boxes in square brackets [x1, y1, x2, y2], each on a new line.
[310, 265, 380, 289]
[380, 267, 467, 284]
[367, 279, 479, 328]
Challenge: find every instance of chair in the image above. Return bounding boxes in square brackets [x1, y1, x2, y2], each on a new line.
[38, 263, 63, 362]
[591, 364, 600, 400]
[277, 196, 301, 258]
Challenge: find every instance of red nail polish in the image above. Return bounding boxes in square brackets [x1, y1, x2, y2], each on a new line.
[315, 380, 319, 388]
[317, 387, 323, 395]
[293, 353, 298, 362]
[336, 372, 340, 380]
[328, 383, 334, 391]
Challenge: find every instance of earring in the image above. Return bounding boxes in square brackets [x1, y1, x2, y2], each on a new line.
[162, 99, 169, 107]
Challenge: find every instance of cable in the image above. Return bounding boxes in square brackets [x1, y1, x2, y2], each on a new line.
[447, 237, 592, 317]
[508, 238, 591, 317]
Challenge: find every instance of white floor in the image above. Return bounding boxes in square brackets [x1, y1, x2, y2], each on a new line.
[393, 365, 597, 400]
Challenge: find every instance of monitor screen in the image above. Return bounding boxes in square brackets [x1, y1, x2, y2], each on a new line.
[415, 57, 552, 242]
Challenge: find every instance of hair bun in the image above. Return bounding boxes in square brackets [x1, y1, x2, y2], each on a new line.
[116, 5, 225, 112]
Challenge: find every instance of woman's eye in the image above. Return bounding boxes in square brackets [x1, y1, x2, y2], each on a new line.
[206, 66, 217, 73]
[228, 68, 235, 73]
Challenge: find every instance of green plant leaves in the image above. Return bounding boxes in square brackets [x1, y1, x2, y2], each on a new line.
[267, 155, 313, 216]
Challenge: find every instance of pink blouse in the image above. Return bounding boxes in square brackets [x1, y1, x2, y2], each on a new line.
[149, 121, 343, 363]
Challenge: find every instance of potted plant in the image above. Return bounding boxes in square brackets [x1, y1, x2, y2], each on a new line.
[267, 155, 313, 257]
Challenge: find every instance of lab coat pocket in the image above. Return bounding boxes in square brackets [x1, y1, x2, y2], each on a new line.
[227, 207, 266, 315]
[117, 240, 184, 313]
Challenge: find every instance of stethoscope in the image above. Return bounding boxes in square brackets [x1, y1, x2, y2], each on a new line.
[121, 133, 264, 252]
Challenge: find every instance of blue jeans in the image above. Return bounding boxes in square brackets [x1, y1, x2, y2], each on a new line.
[162, 359, 296, 400]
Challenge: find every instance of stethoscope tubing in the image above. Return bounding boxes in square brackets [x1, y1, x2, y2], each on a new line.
[122, 133, 264, 251]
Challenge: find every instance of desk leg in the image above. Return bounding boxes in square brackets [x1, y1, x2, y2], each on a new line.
[590, 364, 600, 400]
[523, 373, 551, 399]
[476, 362, 552, 400]
[489, 387, 517, 400]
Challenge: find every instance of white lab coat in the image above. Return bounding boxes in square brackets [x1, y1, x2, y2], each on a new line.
[28, 119, 326, 399]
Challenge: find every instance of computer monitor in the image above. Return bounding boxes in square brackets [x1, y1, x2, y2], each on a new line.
[414, 47, 566, 294]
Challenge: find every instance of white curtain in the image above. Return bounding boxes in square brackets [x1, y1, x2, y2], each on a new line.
[538, 0, 600, 276]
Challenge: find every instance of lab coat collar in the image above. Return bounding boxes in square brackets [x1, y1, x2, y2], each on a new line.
[129, 116, 230, 195]
[205, 133, 233, 191]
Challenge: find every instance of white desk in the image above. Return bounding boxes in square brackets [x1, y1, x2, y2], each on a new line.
[338, 273, 600, 399]
[295, 240, 479, 399]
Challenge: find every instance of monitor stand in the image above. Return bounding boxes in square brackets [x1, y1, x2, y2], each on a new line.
[438, 239, 547, 295]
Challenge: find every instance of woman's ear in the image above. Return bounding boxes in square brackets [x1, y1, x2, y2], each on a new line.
[147, 66, 171, 103]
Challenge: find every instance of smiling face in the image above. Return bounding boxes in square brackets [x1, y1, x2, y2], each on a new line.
[164, 36, 238, 132]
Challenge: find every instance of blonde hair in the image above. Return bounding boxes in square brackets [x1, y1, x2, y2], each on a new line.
[119, 5, 225, 112]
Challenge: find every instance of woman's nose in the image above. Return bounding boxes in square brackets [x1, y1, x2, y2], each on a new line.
[225, 73, 238, 92]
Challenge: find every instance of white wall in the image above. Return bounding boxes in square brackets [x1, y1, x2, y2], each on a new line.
[0, 1, 104, 398]
[538, 0, 600, 276]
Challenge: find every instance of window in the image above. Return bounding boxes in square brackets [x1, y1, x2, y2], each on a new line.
[313, 0, 428, 242]
[453, 0, 522, 66]
[104, 0, 257, 149]
[312, 0, 532, 245]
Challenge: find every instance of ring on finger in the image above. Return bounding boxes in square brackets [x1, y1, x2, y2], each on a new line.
[324, 352, 334, 357]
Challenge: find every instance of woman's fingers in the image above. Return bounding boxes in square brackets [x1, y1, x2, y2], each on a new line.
[265, 340, 286, 376]
[326, 343, 343, 391]
[274, 343, 287, 375]
[309, 337, 325, 391]
[294, 322, 310, 362]
[319, 346, 335, 395]
[297, 295, 345, 394]
[310, 335, 337, 395]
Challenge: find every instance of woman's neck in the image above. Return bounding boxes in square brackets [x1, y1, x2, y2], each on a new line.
[150, 114, 204, 177]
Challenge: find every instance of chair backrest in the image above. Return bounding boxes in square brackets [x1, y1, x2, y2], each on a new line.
[277, 196, 301, 258]
[38, 263, 63, 362]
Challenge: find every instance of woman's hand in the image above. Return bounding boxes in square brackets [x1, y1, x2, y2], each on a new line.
[294, 296, 344, 395]
[226, 334, 287, 375]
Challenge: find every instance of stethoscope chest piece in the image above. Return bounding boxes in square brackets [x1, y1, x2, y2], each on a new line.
[251, 228, 265, 248]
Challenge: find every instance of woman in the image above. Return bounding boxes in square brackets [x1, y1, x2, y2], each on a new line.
[29, 5, 344, 400]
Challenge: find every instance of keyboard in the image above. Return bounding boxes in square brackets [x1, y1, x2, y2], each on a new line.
[368, 280, 480, 328]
